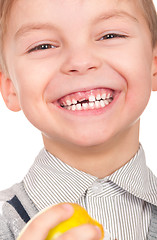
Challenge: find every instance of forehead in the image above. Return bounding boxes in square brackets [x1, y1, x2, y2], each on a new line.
[7, 0, 147, 39]
[10, 0, 140, 22]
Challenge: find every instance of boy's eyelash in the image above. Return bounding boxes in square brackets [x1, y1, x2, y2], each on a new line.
[28, 44, 56, 53]
[99, 33, 128, 40]
[27, 33, 127, 53]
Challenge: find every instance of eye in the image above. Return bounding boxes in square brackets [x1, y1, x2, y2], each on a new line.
[99, 33, 128, 41]
[28, 43, 57, 53]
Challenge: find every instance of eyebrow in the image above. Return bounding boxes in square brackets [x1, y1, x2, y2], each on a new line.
[95, 10, 138, 23]
[15, 23, 58, 40]
[15, 10, 138, 40]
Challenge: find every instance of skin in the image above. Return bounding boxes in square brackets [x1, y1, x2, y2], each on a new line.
[17, 203, 102, 240]
[0, 0, 157, 239]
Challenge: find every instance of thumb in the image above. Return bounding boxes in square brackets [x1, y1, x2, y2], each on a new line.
[17, 203, 74, 240]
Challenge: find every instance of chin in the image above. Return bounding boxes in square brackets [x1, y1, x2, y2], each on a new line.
[70, 135, 109, 148]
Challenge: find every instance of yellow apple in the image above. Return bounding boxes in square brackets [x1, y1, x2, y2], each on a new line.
[45, 203, 104, 240]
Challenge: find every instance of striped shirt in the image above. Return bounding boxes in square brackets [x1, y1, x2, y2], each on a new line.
[23, 145, 157, 240]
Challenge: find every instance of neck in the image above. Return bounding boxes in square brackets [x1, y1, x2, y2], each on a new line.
[42, 122, 140, 178]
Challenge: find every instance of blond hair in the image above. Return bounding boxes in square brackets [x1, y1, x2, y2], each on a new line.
[0, 0, 157, 72]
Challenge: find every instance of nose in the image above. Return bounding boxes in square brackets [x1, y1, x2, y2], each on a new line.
[60, 48, 102, 75]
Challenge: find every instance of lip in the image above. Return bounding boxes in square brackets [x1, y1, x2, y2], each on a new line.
[58, 88, 114, 106]
[52, 86, 119, 103]
[50, 89, 121, 117]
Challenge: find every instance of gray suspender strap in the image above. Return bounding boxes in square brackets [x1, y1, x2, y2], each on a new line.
[147, 205, 157, 239]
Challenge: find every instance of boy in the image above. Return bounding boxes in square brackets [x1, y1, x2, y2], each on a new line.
[0, 0, 157, 239]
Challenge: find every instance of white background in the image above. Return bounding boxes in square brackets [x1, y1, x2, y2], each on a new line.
[0, 1, 157, 190]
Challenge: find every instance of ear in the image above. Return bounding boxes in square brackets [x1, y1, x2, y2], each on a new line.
[0, 72, 21, 112]
[152, 44, 157, 91]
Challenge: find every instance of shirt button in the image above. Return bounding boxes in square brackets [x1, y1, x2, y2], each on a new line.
[104, 229, 111, 240]
[92, 181, 103, 194]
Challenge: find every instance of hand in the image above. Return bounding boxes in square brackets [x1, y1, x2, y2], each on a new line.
[17, 203, 102, 240]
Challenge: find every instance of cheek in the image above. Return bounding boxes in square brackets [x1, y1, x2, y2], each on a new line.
[10, 59, 67, 136]
[124, 50, 152, 110]
[105, 40, 152, 94]
[100, 41, 153, 121]
[13, 59, 57, 101]
[9, 60, 53, 121]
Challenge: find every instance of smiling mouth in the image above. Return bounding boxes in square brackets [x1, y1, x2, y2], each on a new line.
[56, 88, 115, 111]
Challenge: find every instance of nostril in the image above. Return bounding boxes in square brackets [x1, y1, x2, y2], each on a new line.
[69, 66, 96, 74]
[88, 66, 96, 70]
[70, 69, 78, 73]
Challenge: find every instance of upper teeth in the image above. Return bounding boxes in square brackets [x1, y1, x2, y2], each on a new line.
[66, 100, 72, 106]
[89, 95, 95, 102]
[72, 99, 77, 105]
[62, 93, 113, 107]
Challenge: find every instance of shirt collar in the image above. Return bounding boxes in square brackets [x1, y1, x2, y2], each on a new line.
[108, 144, 157, 206]
[23, 144, 157, 211]
[23, 148, 97, 210]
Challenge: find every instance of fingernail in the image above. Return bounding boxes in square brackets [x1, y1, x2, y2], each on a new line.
[62, 203, 74, 212]
[95, 226, 102, 239]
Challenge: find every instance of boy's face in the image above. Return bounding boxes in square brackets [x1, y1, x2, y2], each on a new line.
[1, 0, 157, 147]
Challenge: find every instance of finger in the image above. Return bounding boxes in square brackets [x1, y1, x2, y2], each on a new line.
[17, 203, 74, 240]
[57, 224, 102, 240]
